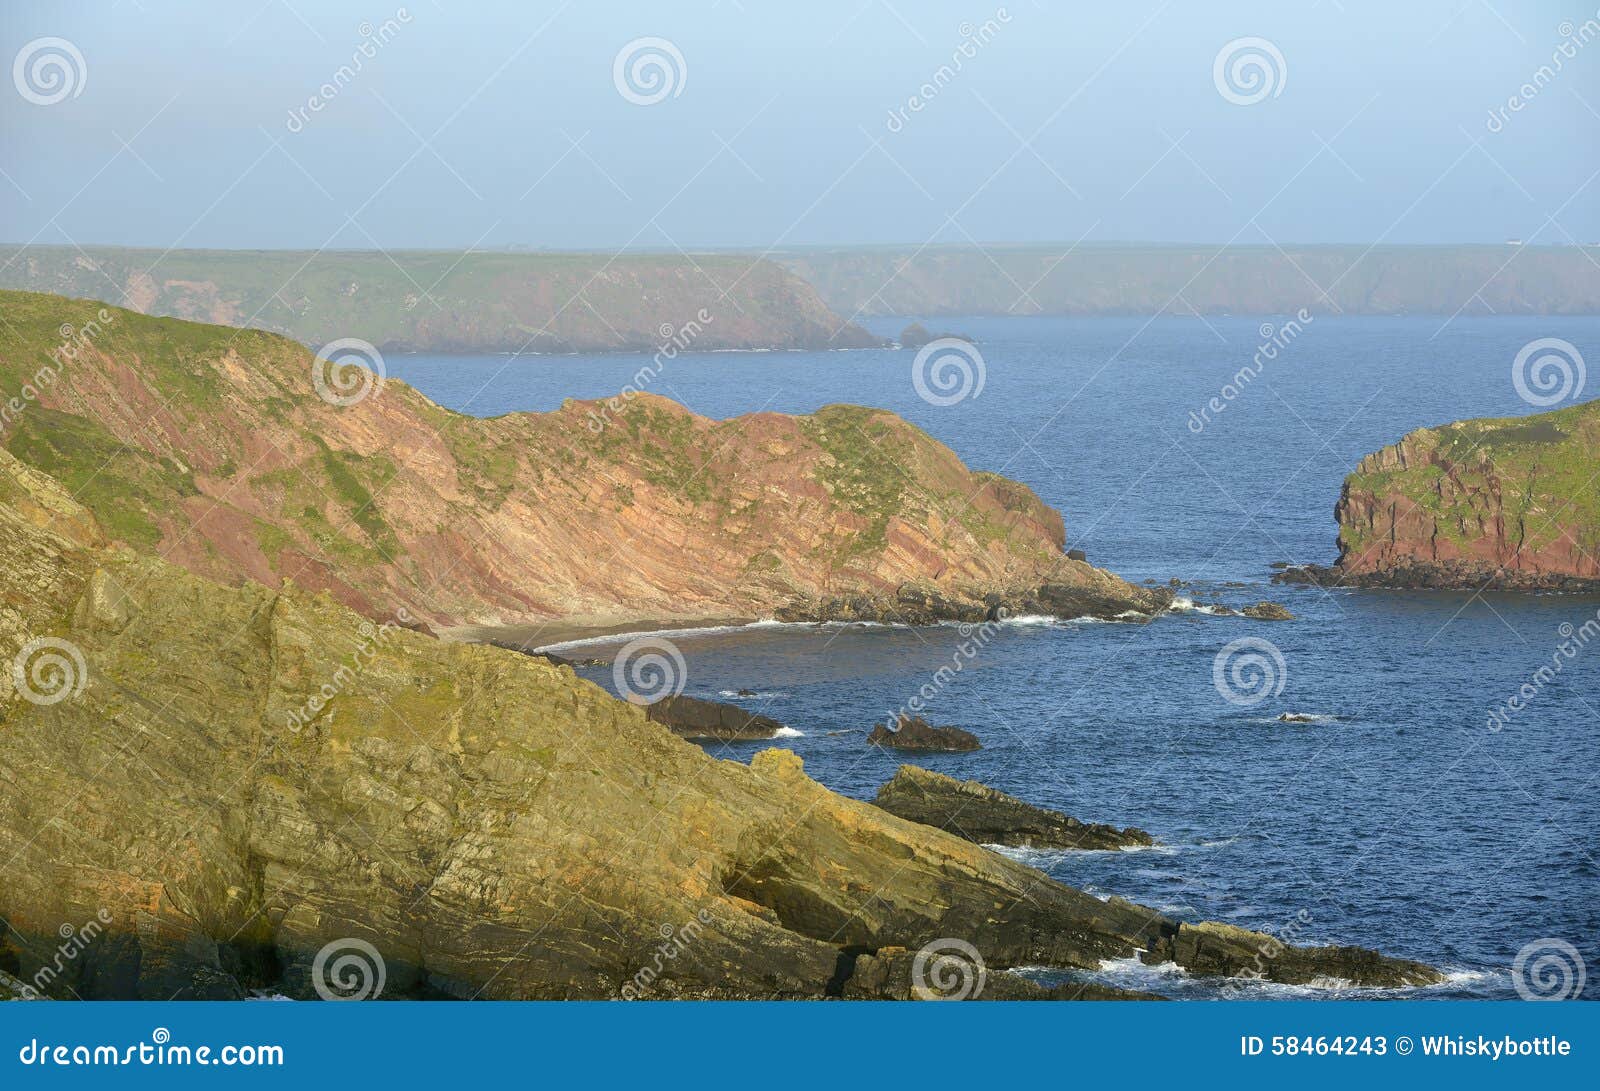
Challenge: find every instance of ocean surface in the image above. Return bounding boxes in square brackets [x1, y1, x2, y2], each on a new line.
[385, 314, 1600, 1000]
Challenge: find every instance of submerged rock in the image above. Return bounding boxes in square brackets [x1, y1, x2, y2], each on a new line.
[645, 694, 786, 740]
[867, 716, 982, 752]
[873, 765, 1153, 851]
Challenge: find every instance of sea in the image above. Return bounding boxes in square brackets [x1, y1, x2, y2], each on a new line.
[384, 313, 1600, 1000]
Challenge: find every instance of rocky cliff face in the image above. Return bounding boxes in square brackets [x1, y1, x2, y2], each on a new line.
[1318, 399, 1600, 589]
[0, 291, 1163, 631]
[0, 448, 1440, 998]
[0, 247, 880, 353]
[781, 245, 1600, 317]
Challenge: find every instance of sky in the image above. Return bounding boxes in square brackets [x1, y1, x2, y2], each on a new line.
[1, 0, 1597, 251]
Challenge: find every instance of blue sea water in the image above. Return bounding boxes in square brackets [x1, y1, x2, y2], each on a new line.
[384, 314, 1600, 1000]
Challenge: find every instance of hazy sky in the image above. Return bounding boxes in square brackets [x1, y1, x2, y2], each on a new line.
[2, 0, 1597, 250]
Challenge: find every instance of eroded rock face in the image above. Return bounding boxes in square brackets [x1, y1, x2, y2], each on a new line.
[0, 449, 1440, 999]
[866, 717, 982, 752]
[645, 694, 784, 740]
[874, 766, 1153, 851]
[1310, 401, 1600, 590]
[0, 291, 1166, 632]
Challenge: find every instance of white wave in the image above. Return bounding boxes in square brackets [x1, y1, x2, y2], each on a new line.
[1272, 712, 1338, 724]
[983, 841, 1173, 867]
[1167, 595, 1229, 615]
[772, 726, 805, 738]
[718, 689, 789, 700]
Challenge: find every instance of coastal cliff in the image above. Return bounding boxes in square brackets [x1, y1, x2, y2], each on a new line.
[0, 247, 880, 353]
[0, 291, 1164, 632]
[0, 447, 1440, 998]
[780, 244, 1600, 318]
[1300, 399, 1600, 589]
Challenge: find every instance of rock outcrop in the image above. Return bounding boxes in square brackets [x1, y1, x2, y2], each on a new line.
[874, 766, 1153, 850]
[0, 291, 1168, 633]
[1288, 400, 1600, 590]
[0, 447, 1439, 998]
[867, 716, 982, 752]
[645, 694, 785, 740]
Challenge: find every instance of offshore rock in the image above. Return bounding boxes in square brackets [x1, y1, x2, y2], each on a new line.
[866, 716, 982, 752]
[873, 765, 1153, 851]
[645, 694, 785, 740]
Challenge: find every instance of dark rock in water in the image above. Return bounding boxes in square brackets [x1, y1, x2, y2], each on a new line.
[1268, 561, 1291, 570]
[897, 323, 972, 350]
[874, 765, 1152, 851]
[1209, 604, 1239, 617]
[1241, 601, 1295, 621]
[645, 694, 785, 740]
[1066, 548, 1088, 562]
[1277, 712, 1318, 723]
[735, 688, 757, 697]
[842, 947, 1162, 1000]
[867, 716, 981, 752]
[1142, 921, 1440, 988]
[529, 650, 575, 669]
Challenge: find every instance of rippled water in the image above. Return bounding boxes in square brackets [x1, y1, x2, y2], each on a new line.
[386, 314, 1600, 1000]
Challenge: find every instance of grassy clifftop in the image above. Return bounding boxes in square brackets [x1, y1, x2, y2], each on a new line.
[1331, 399, 1600, 587]
[0, 246, 880, 353]
[0, 289, 1159, 630]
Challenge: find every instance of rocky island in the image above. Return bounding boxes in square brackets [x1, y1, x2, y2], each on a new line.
[1283, 398, 1600, 590]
